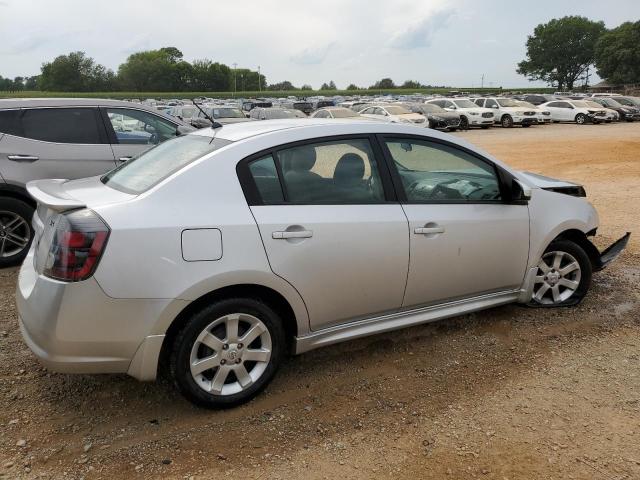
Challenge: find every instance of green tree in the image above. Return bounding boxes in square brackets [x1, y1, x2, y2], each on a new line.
[401, 80, 422, 89]
[369, 78, 396, 89]
[517, 16, 606, 90]
[40, 51, 116, 91]
[234, 68, 266, 91]
[190, 60, 232, 91]
[595, 21, 640, 84]
[300, 84, 313, 90]
[25, 76, 39, 90]
[346, 83, 360, 90]
[319, 81, 336, 90]
[267, 80, 297, 91]
[117, 47, 190, 91]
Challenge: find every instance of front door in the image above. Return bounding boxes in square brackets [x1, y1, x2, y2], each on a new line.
[381, 136, 530, 309]
[243, 136, 409, 330]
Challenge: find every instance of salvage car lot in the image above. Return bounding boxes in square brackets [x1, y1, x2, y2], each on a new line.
[0, 122, 639, 479]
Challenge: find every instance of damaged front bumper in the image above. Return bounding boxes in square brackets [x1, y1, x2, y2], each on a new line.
[592, 232, 631, 271]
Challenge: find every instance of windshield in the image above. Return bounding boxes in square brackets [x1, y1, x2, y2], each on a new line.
[179, 106, 198, 118]
[421, 104, 445, 113]
[211, 108, 245, 119]
[102, 135, 231, 194]
[602, 98, 622, 108]
[330, 108, 358, 118]
[497, 98, 519, 107]
[385, 106, 411, 115]
[572, 101, 589, 108]
[453, 99, 477, 108]
[267, 109, 306, 119]
[616, 97, 640, 106]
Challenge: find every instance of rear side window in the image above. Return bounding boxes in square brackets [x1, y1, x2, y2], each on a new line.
[249, 156, 284, 203]
[102, 135, 231, 194]
[21, 108, 103, 144]
[0, 110, 22, 136]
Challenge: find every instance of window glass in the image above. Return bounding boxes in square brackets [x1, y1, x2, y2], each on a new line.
[0, 109, 22, 136]
[274, 138, 384, 204]
[485, 99, 498, 108]
[248, 155, 284, 203]
[106, 108, 176, 145]
[102, 135, 231, 194]
[385, 139, 501, 202]
[21, 108, 102, 144]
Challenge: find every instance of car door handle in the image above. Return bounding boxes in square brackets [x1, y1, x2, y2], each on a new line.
[272, 230, 313, 239]
[7, 155, 39, 162]
[118, 156, 133, 163]
[414, 226, 445, 235]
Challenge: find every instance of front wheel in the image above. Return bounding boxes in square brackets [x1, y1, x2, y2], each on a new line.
[459, 115, 469, 130]
[170, 298, 286, 408]
[0, 198, 34, 267]
[575, 113, 587, 125]
[501, 115, 514, 128]
[530, 240, 592, 306]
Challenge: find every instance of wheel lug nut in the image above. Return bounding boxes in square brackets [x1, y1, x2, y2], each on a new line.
[235, 359, 242, 364]
[220, 359, 226, 365]
[237, 343, 243, 349]
[222, 344, 229, 350]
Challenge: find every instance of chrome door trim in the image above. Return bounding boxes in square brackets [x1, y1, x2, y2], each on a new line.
[294, 289, 520, 354]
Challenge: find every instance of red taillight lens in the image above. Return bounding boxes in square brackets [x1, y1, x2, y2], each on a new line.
[43, 209, 110, 282]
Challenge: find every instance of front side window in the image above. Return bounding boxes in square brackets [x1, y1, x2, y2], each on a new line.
[247, 138, 385, 204]
[21, 108, 103, 144]
[384, 138, 501, 202]
[0, 109, 23, 136]
[105, 108, 177, 145]
[102, 135, 231, 194]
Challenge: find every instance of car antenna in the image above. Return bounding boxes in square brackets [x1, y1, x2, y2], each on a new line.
[192, 99, 223, 129]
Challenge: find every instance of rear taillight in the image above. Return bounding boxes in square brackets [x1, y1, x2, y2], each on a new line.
[43, 209, 110, 282]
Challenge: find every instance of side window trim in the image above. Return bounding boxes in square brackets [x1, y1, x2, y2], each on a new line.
[236, 134, 398, 206]
[376, 133, 509, 204]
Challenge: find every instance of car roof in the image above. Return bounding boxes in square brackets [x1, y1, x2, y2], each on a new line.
[0, 98, 146, 109]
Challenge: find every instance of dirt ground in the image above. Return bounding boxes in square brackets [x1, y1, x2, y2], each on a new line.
[1, 122, 639, 480]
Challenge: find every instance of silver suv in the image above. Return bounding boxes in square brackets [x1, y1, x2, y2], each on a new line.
[0, 98, 194, 266]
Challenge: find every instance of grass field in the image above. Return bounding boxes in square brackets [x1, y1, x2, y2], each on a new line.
[0, 86, 556, 100]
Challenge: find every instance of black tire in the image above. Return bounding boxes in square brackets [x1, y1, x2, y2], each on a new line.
[448, 127, 458, 132]
[501, 115, 514, 128]
[529, 239, 592, 307]
[459, 115, 469, 130]
[480, 125, 490, 129]
[575, 113, 587, 125]
[522, 123, 532, 127]
[170, 297, 286, 408]
[0, 197, 35, 268]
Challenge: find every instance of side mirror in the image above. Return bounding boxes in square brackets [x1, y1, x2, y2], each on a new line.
[491, 104, 499, 109]
[512, 179, 532, 201]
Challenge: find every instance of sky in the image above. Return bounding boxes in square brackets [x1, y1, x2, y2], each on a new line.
[0, 0, 639, 89]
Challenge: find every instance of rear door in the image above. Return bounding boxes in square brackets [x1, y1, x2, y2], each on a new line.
[100, 107, 180, 163]
[240, 136, 409, 331]
[0, 107, 115, 187]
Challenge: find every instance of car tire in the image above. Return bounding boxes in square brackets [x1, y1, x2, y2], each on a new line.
[575, 113, 587, 125]
[480, 125, 490, 129]
[170, 297, 286, 408]
[459, 116, 469, 130]
[522, 123, 532, 128]
[530, 240, 592, 307]
[448, 127, 458, 132]
[0, 197, 35, 268]
[501, 115, 514, 128]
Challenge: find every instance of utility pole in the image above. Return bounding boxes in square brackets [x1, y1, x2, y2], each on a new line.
[258, 65, 261, 92]
[233, 63, 237, 97]
[481, 73, 484, 89]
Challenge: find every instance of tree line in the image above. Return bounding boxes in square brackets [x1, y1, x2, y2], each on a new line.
[1, 46, 446, 93]
[518, 17, 640, 90]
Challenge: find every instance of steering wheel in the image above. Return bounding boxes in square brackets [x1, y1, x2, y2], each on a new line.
[429, 183, 464, 200]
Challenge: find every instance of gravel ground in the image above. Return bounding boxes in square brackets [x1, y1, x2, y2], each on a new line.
[1, 122, 639, 480]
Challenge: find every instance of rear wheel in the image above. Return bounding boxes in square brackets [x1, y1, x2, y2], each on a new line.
[0, 198, 34, 268]
[530, 240, 592, 306]
[170, 298, 285, 408]
[459, 115, 469, 130]
[575, 113, 587, 125]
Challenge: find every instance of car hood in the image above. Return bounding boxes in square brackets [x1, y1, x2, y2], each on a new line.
[427, 111, 459, 119]
[518, 171, 581, 189]
[218, 117, 254, 124]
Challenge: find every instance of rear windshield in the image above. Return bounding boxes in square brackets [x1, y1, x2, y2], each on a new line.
[101, 134, 231, 194]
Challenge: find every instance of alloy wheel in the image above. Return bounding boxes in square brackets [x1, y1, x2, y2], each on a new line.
[189, 313, 272, 396]
[532, 251, 582, 305]
[0, 211, 31, 258]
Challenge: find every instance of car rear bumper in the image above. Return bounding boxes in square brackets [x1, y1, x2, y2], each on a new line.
[16, 248, 177, 378]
